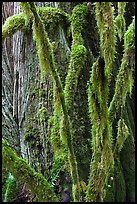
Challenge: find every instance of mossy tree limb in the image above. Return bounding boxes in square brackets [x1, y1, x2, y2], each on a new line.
[115, 2, 127, 41]
[22, 2, 80, 201]
[86, 3, 116, 201]
[86, 58, 114, 202]
[2, 13, 26, 43]
[108, 17, 135, 123]
[2, 139, 58, 202]
[95, 2, 116, 80]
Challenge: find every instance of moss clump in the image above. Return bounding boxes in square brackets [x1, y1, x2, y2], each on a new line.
[2, 13, 25, 43]
[114, 119, 129, 154]
[38, 7, 69, 33]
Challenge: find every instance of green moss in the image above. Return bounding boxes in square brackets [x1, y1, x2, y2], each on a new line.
[38, 7, 68, 34]
[2, 13, 26, 43]
[108, 17, 135, 123]
[64, 44, 86, 115]
[71, 4, 87, 45]
[2, 139, 58, 202]
[114, 119, 129, 154]
[87, 6, 116, 198]
[39, 89, 45, 97]
[31, 86, 39, 97]
[38, 107, 47, 123]
[124, 16, 135, 51]
[95, 2, 116, 80]
[115, 2, 126, 41]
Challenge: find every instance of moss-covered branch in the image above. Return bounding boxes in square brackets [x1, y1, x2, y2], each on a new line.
[64, 5, 87, 116]
[95, 2, 116, 80]
[115, 2, 127, 41]
[2, 4, 69, 45]
[2, 139, 58, 202]
[109, 17, 135, 123]
[21, 2, 80, 201]
[114, 119, 129, 155]
[86, 3, 116, 201]
[2, 13, 25, 43]
[86, 58, 114, 202]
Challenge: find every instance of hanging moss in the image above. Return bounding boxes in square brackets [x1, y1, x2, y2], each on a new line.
[86, 3, 117, 201]
[115, 2, 126, 41]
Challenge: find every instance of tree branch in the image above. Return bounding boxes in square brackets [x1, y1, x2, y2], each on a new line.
[2, 138, 58, 202]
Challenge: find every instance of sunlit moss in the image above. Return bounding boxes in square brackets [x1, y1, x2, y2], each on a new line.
[2, 13, 25, 43]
